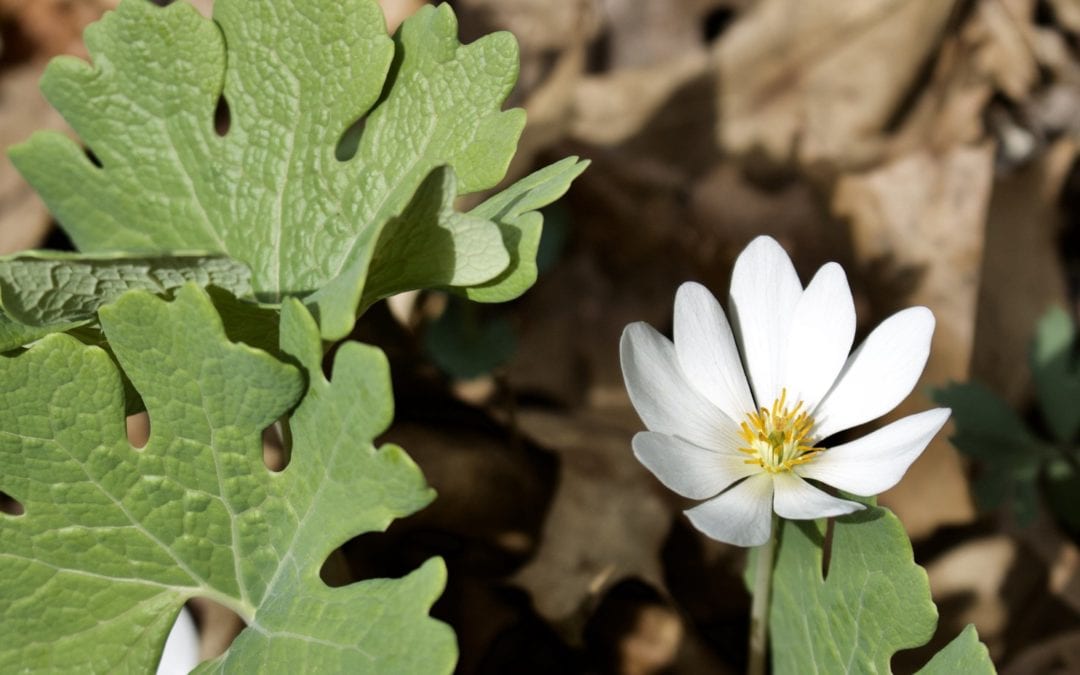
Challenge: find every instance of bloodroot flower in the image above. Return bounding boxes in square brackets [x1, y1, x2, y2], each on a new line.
[620, 236, 950, 546]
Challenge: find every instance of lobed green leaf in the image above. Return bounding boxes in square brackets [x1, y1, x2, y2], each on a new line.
[0, 285, 454, 673]
[10, 0, 582, 339]
[765, 505, 995, 674]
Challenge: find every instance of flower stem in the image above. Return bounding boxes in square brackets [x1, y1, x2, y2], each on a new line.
[748, 514, 779, 675]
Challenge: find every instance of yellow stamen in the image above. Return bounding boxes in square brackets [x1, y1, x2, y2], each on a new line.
[739, 388, 823, 474]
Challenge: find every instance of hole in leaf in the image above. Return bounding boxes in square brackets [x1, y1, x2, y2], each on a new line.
[126, 412, 150, 450]
[822, 516, 836, 579]
[0, 491, 25, 516]
[701, 7, 736, 43]
[158, 605, 200, 672]
[214, 94, 231, 137]
[42, 226, 76, 252]
[320, 547, 355, 588]
[262, 418, 292, 472]
[84, 147, 103, 168]
[335, 116, 367, 162]
[187, 597, 247, 662]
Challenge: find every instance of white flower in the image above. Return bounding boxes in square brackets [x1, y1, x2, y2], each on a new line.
[620, 236, 950, 547]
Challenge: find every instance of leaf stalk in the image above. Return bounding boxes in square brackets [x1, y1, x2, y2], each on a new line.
[748, 514, 779, 675]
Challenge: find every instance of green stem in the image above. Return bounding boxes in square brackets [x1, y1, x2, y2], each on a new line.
[748, 514, 779, 675]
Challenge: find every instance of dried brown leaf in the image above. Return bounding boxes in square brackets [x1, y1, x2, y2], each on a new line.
[716, 0, 958, 168]
[833, 144, 991, 536]
[971, 138, 1075, 405]
[512, 408, 672, 621]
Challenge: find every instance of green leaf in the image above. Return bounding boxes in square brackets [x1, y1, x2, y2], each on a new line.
[915, 624, 994, 674]
[0, 251, 251, 326]
[933, 382, 1052, 524]
[1043, 458, 1080, 537]
[767, 506, 937, 673]
[0, 284, 454, 673]
[463, 156, 589, 303]
[1031, 306, 1080, 443]
[350, 165, 511, 314]
[766, 507, 996, 673]
[8, 0, 586, 339]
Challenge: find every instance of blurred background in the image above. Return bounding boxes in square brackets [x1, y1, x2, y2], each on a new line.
[3, 0, 1080, 672]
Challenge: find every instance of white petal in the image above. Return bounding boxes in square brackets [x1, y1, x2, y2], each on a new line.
[633, 431, 759, 500]
[674, 282, 756, 421]
[811, 307, 935, 440]
[620, 322, 743, 450]
[771, 472, 865, 520]
[728, 236, 803, 408]
[782, 263, 856, 411]
[796, 408, 950, 496]
[684, 473, 774, 546]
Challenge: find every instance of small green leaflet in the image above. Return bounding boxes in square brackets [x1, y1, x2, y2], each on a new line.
[10, 0, 586, 340]
[763, 505, 994, 674]
[933, 382, 1053, 525]
[424, 295, 516, 379]
[0, 285, 454, 673]
[933, 308, 1080, 530]
[917, 625, 995, 674]
[1030, 306, 1080, 444]
[463, 156, 588, 303]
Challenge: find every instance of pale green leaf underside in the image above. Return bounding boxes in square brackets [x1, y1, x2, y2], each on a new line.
[9, 0, 543, 339]
[0, 285, 454, 673]
[768, 506, 995, 674]
[0, 252, 250, 326]
[0, 253, 252, 353]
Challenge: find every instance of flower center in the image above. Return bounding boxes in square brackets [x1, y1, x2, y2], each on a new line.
[738, 388, 823, 473]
